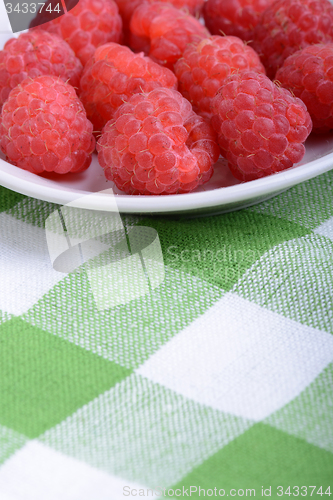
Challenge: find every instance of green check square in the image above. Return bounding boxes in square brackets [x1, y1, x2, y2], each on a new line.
[172, 423, 333, 497]
[139, 211, 310, 290]
[0, 318, 131, 438]
[0, 186, 26, 214]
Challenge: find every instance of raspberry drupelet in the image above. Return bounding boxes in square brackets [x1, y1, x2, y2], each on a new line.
[276, 44, 333, 133]
[203, 0, 272, 43]
[31, 0, 122, 66]
[211, 71, 312, 181]
[97, 88, 220, 195]
[129, 2, 209, 68]
[174, 35, 265, 118]
[0, 30, 82, 112]
[0, 75, 95, 175]
[79, 42, 177, 133]
[252, 0, 333, 79]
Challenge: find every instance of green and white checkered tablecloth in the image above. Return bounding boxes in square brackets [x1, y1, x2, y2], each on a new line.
[0, 171, 332, 499]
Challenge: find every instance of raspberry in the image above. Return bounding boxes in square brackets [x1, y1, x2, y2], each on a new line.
[97, 88, 220, 194]
[115, 0, 205, 37]
[211, 71, 312, 181]
[0, 30, 82, 112]
[174, 35, 265, 118]
[32, 0, 122, 66]
[252, 0, 333, 79]
[129, 2, 209, 68]
[203, 0, 272, 43]
[79, 42, 177, 132]
[276, 44, 333, 133]
[0, 75, 95, 175]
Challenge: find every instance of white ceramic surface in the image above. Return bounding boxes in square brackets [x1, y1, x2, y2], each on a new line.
[1, 32, 333, 215]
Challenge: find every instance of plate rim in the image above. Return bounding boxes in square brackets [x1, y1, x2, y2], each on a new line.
[0, 148, 333, 213]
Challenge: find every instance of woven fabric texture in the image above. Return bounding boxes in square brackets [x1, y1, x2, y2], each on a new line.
[0, 170, 332, 499]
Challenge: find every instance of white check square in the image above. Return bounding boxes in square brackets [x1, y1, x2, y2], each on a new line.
[137, 293, 333, 421]
[0, 441, 142, 500]
[0, 213, 66, 315]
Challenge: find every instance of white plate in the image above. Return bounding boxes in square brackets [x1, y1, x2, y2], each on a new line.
[1, 33, 333, 215]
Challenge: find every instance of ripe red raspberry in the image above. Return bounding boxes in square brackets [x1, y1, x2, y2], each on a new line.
[129, 2, 209, 68]
[203, 0, 272, 43]
[0, 76, 95, 175]
[211, 71, 312, 181]
[79, 42, 177, 133]
[159, 0, 205, 15]
[0, 30, 82, 112]
[32, 0, 122, 66]
[174, 35, 265, 118]
[115, 0, 205, 30]
[276, 44, 333, 133]
[97, 88, 220, 194]
[252, 0, 333, 79]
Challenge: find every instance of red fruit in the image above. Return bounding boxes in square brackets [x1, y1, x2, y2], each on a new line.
[276, 44, 333, 133]
[211, 71, 312, 181]
[174, 35, 265, 118]
[0, 30, 82, 112]
[79, 42, 177, 132]
[252, 0, 333, 79]
[97, 88, 220, 194]
[32, 0, 122, 66]
[203, 0, 272, 43]
[160, 0, 205, 15]
[129, 2, 209, 68]
[115, 0, 205, 34]
[0, 75, 95, 174]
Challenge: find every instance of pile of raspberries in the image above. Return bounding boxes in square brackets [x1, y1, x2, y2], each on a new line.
[1, 0, 333, 195]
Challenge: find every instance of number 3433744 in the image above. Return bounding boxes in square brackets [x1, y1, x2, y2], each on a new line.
[5, 3, 61, 14]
